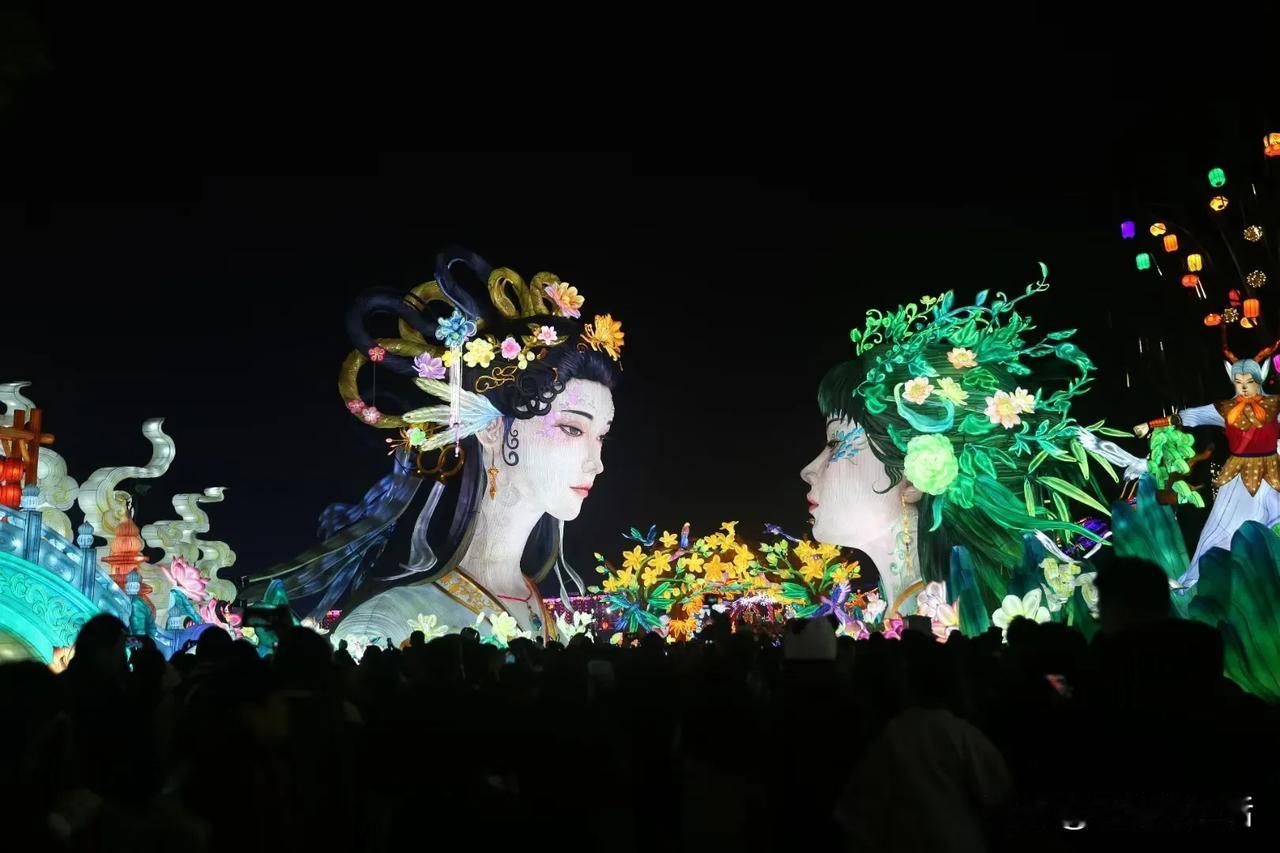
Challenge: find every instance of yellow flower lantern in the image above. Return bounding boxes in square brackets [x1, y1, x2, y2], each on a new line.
[1209, 195, 1230, 213]
[1186, 254, 1204, 272]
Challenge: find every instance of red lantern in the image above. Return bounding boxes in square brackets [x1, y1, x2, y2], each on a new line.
[0, 482, 21, 508]
[1229, 289, 1242, 306]
[0, 458, 22, 483]
[1162, 234, 1179, 252]
[1244, 298, 1261, 319]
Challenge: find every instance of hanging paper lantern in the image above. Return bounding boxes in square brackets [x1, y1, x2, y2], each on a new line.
[1187, 254, 1204, 272]
[0, 483, 20, 508]
[1244, 225, 1263, 242]
[1120, 221, 1136, 239]
[1244, 298, 1261, 319]
[0, 458, 22, 483]
[1247, 270, 1268, 288]
[1150, 222, 1168, 237]
[1229, 290, 1242, 305]
[1162, 234, 1179, 252]
[1209, 196, 1230, 213]
[1208, 167, 1227, 188]
[1135, 252, 1152, 271]
[1204, 313, 1223, 327]
[1182, 274, 1201, 289]
[1265, 133, 1280, 158]
[1223, 307, 1241, 324]
[1242, 317, 1257, 329]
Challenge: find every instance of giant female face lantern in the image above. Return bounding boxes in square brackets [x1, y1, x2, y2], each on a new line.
[803, 270, 1112, 628]
[800, 416, 923, 610]
[242, 249, 625, 651]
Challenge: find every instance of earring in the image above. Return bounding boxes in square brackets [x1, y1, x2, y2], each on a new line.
[487, 453, 498, 500]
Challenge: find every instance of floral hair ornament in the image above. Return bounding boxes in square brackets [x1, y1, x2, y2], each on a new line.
[581, 314, 626, 365]
[435, 308, 479, 452]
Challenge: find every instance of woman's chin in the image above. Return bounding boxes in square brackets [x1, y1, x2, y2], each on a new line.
[810, 517, 850, 548]
[550, 500, 584, 522]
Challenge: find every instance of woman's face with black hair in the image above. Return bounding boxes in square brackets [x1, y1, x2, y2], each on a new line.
[485, 378, 614, 521]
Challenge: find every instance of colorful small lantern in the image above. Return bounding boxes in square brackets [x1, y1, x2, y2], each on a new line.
[1135, 252, 1152, 271]
[1265, 133, 1280, 158]
[1223, 307, 1241, 324]
[1162, 234, 1179, 252]
[1244, 225, 1263, 242]
[1208, 167, 1226, 188]
[1182, 274, 1200, 289]
[0, 483, 20, 508]
[1229, 289, 1242, 306]
[1187, 254, 1204, 272]
[1150, 222, 1168, 237]
[1204, 313, 1223, 327]
[1244, 298, 1261, 319]
[1209, 195, 1230, 213]
[1120, 221, 1136, 239]
[1248, 270, 1268, 288]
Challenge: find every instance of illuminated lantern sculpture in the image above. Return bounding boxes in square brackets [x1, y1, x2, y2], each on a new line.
[1135, 252, 1152, 271]
[1244, 298, 1261, 320]
[1182, 274, 1201, 289]
[1247, 270, 1268, 288]
[1265, 132, 1280, 158]
[1187, 253, 1204, 272]
[1244, 225, 1264, 242]
[1120, 220, 1136, 239]
[1208, 167, 1226, 188]
[103, 512, 147, 589]
[1229, 289, 1242, 306]
[1204, 313, 1222, 326]
[0, 457, 23, 508]
[1163, 234, 1179, 252]
[1150, 222, 1167, 237]
[1209, 195, 1230, 213]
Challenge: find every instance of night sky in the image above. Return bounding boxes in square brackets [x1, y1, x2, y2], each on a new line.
[3, 43, 1277, 594]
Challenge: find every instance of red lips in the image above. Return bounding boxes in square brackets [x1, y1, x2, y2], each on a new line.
[571, 485, 593, 497]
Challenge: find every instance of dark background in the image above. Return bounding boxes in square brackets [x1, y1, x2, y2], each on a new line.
[2, 21, 1277, 593]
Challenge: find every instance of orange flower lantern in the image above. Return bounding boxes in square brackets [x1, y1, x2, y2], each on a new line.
[1162, 234, 1179, 252]
[1181, 274, 1200, 289]
[1265, 132, 1280, 158]
[1244, 298, 1261, 319]
[1204, 313, 1223, 327]
[1187, 254, 1204, 272]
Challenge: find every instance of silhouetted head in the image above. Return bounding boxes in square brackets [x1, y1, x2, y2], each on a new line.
[1096, 557, 1170, 635]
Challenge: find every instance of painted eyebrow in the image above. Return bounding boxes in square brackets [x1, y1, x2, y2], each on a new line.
[561, 409, 594, 420]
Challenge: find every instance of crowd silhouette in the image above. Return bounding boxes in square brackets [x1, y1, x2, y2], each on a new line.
[1, 557, 1276, 851]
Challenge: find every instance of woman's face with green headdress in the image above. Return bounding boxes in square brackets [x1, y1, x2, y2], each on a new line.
[800, 416, 918, 548]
